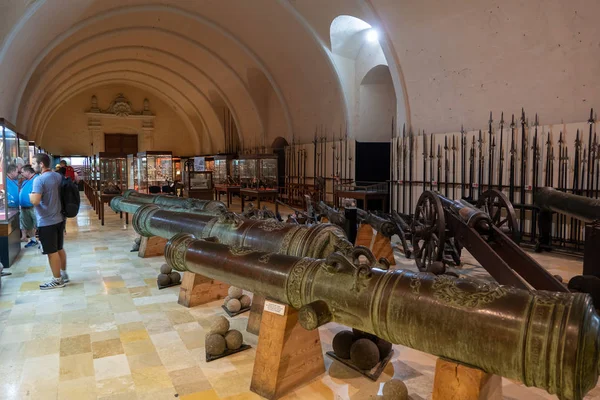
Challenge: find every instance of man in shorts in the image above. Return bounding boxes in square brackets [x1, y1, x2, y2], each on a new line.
[19, 165, 39, 248]
[30, 154, 69, 289]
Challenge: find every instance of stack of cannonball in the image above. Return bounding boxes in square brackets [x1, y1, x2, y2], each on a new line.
[223, 286, 252, 313]
[157, 263, 181, 287]
[205, 316, 244, 356]
[332, 328, 393, 370]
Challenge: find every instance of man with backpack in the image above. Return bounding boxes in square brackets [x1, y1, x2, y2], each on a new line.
[59, 160, 79, 182]
[19, 165, 39, 248]
[30, 154, 70, 289]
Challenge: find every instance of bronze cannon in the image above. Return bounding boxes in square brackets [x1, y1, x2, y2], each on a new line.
[535, 187, 600, 223]
[165, 235, 600, 400]
[109, 196, 225, 216]
[131, 204, 352, 258]
[117, 189, 227, 214]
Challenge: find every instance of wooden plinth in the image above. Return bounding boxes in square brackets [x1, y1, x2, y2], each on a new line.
[250, 300, 325, 399]
[177, 271, 230, 308]
[246, 294, 266, 335]
[138, 236, 167, 258]
[355, 224, 395, 265]
[432, 358, 502, 400]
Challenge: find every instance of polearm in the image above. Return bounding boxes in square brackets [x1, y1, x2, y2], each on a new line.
[451, 135, 457, 199]
[422, 131, 427, 198]
[396, 134, 401, 211]
[166, 235, 600, 400]
[408, 129, 414, 213]
[587, 109, 595, 197]
[519, 109, 527, 238]
[437, 143, 442, 192]
[579, 147, 587, 250]
[469, 135, 475, 199]
[429, 133, 435, 191]
[498, 113, 505, 191]
[313, 128, 318, 192]
[531, 115, 540, 242]
[571, 130, 581, 244]
[509, 114, 516, 203]
[461, 126, 466, 198]
[488, 112, 494, 190]
[390, 120, 395, 211]
[594, 133, 599, 199]
[477, 129, 484, 199]
[402, 124, 407, 213]
[444, 136, 449, 197]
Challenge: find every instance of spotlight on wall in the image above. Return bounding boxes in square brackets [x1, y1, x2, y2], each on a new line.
[366, 28, 379, 43]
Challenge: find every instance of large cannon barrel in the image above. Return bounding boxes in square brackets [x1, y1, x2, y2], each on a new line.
[356, 209, 397, 237]
[165, 234, 600, 400]
[114, 191, 227, 214]
[535, 187, 600, 223]
[132, 204, 352, 258]
[435, 191, 491, 230]
[317, 201, 346, 227]
[110, 196, 225, 216]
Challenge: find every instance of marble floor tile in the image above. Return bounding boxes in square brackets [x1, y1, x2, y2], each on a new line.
[93, 354, 132, 381]
[60, 333, 92, 356]
[92, 338, 125, 359]
[59, 352, 95, 381]
[130, 365, 174, 392]
[95, 375, 136, 398]
[57, 376, 98, 400]
[126, 351, 164, 371]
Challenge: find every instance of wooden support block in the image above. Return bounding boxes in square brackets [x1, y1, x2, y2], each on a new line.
[372, 232, 396, 265]
[137, 236, 168, 258]
[355, 223, 374, 247]
[432, 358, 502, 400]
[250, 299, 325, 399]
[246, 294, 266, 335]
[177, 271, 230, 308]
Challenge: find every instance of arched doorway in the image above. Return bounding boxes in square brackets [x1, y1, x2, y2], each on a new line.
[272, 137, 289, 189]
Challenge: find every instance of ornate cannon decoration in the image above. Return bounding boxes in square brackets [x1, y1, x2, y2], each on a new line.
[356, 209, 412, 258]
[131, 205, 352, 259]
[165, 235, 600, 400]
[316, 201, 346, 227]
[119, 189, 227, 214]
[412, 190, 566, 292]
[240, 203, 279, 221]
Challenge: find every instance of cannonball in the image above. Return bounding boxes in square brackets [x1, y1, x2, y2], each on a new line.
[160, 264, 172, 274]
[382, 379, 408, 400]
[350, 339, 380, 370]
[239, 294, 251, 309]
[228, 286, 243, 299]
[554, 274, 564, 283]
[209, 316, 230, 335]
[224, 330, 243, 350]
[352, 328, 378, 343]
[134, 237, 141, 245]
[223, 296, 232, 306]
[332, 330, 356, 359]
[169, 271, 181, 284]
[376, 338, 393, 360]
[157, 273, 171, 287]
[428, 261, 446, 275]
[131, 243, 140, 251]
[206, 333, 226, 356]
[226, 298, 242, 313]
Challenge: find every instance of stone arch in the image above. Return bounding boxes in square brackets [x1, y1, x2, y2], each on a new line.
[356, 64, 396, 142]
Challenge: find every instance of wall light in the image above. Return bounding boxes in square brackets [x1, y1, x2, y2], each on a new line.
[366, 28, 379, 43]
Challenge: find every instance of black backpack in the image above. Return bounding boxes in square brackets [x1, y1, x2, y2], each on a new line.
[61, 177, 80, 218]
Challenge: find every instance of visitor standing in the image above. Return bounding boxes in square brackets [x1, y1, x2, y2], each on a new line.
[19, 165, 39, 248]
[30, 154, 69, 289]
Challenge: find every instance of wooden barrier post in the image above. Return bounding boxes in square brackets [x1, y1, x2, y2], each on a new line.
[246, 294, 265, 335]
[250, 299, 325, 399]
[177, 271, 230, 308]
[432, 358, 502, 400]
[137, 236, 168, 258]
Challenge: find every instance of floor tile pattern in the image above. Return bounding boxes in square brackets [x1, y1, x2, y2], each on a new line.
[0, 197, 596, 399]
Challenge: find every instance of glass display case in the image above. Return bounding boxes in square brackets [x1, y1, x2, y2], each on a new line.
[28, 142, 36, 164]
[173, 157, 182, 182]
[186, 170, 213, 200]
[213, 154, 239, 185]
[17, 134, 29, 165]
[0, 119, 22, 267]
[96, 152, 127, 194]
[127, 154, 137, 190]
[238, 154, 278, 189]
[136, 151, 173, 193]
[192, 155, 214, 172]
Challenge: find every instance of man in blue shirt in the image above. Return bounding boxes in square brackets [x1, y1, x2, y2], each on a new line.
[19, 165, 38, 248]
[6, 164, 19, 211]
[30, 154, 69, 290]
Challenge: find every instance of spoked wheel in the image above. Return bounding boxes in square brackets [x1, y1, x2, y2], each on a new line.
[412, 191, 446, 273]
[476, 189, 520, 243]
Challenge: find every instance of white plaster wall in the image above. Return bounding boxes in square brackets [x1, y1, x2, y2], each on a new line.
[331, 54, 356, 135]
[358, 83, 396, 142]
[41, 84, 196, 156]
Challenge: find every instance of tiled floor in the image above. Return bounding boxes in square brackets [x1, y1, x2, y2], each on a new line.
[0, 197, 598, 399]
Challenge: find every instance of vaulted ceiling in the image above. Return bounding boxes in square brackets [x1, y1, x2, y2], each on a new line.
[0, 0, 598, 154]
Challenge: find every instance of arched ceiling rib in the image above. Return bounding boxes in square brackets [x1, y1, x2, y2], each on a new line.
[38, 78, 202, 154]
[20, 42, 263, 148]
[35, 69, 216, 150]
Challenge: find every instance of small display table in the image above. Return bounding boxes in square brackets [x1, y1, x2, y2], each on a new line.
[214, 184, 241, 208]
[240, 188, 279, 212]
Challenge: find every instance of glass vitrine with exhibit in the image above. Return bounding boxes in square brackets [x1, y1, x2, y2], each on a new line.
[28, 142, 36, 164]
[17, 134, 29, 165]
[96, 152, 127, 194]
[0, 119, 22, 267]
[127, 154, 137, 190]
[136, 151, 173, 193]
[238, 154, 278, 189]
[213, 154, 240, 185]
